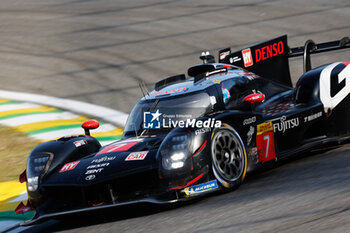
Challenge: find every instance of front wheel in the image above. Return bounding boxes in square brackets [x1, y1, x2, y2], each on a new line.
[211, 125, 247, 190]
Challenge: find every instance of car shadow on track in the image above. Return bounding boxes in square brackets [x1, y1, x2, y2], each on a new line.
[15, 200, 202, 233]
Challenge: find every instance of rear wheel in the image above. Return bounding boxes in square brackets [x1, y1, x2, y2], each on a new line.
[211, 125, 247, 189]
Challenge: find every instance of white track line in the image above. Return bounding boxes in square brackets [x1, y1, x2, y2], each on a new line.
[7, 192, 28, 203]
[0, 90, 128, 126]
[31, 124, 117, 141]
[0, 112, 79, 127]
[0, 103, 40, 112]
[99, 140, 119, 146]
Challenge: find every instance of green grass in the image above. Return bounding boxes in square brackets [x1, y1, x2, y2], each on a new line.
[0, 126, 40, 182]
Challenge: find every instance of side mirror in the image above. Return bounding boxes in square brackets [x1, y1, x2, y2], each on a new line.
[243, 93, 265, 104]
[82, 120, 100, 136]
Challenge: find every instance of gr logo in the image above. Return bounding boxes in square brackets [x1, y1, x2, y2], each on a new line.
[320, 62, 350, 113]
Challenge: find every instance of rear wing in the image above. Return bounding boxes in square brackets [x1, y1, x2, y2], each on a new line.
[218, 35, 350, 87]
[289, 37, 350, 73]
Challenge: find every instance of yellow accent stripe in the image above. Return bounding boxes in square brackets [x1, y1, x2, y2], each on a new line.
[257, 121, 273, 135]
[91, 128, 123, 137]
[0, 180, 26, 204]
[39, 128, 124, 143]
[0, 99, 10, 103]
[0, 106, 57, 118]
[241, 149, 248, 182]
[15, 116, 89, 132]
[0, 201, 22, 212]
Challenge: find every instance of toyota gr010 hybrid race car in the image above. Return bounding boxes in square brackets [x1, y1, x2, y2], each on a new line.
[16, 35, 350, 225]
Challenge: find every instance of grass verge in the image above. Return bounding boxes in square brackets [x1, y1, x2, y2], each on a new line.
[0, 126, 40, 182]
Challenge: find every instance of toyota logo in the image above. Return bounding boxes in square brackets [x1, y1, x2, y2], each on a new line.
[85, 175, 95, 181]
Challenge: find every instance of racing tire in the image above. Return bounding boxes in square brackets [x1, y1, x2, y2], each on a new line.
[210, 124, 247, 190]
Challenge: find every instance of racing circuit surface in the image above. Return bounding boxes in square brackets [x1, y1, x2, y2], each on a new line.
[1, 0, 350, 232]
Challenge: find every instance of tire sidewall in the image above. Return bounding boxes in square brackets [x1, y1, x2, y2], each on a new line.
[210, 124, 247, 190]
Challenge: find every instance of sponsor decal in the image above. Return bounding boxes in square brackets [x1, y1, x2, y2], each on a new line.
[150, 87, 187, 96]
[247, 126, 254, 146]
[222, 86, 231, 104]
[229, 56, 241, 64]
[273, 116, 299, 133]
[256, 122, 275, 162]
[220, 51, 230, 60]
[212, 79, 221, 84]
[255, 41, 284, 63]
[73, 139, 86, 147]
[143, 110, 222, 129]
[125, 151, 148, 161]
[210, 96, 217, 106]
[87, 163, 110, 169]
[243, 116, 256, 125]
[257, 121, 273, 134]
[242, 48, 253, 67]
[248, 147, 258, 158]
[91, 156, 116, 163]
[184, 180, 218, 196]
[60, 161, 80, 173]
[304, 111, 322, 123]
[85, 175, 95, 181]
[319, 62, 350, 113]
[85, 168, 104, 175]
[195, 127, 211, 135]
[96, 142, 138, 155]
[206, 68, 227, 77]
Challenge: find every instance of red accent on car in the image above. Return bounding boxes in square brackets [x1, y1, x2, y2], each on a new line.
[82, 120, 100, 130]
[243, 93, 265, 104]
[343, 62, 350, 66]
[192, 140, 207, 157]
[169, 173, 204, 190]
[19, 170, 27, 183]
[242, 48, 254, 67]
[92, 202, 104, 207]
[222, 64, 232, 69]
[96, 142, 139, 155]
[15, 201, 33, 214]
[255, 41, 284, 63]
[59, 161, 80, 173]
[125, 151, 148, 161]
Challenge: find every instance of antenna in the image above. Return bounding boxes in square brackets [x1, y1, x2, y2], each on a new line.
[139, 81, 149, 100]
[132, 123, 138, 137]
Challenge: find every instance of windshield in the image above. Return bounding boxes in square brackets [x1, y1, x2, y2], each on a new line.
[124, 92, 212, 137]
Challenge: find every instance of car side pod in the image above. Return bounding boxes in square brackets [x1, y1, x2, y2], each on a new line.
[81, 120, 100, 136]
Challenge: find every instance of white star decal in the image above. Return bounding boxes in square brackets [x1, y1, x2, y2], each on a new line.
[151, 109, 162, 122]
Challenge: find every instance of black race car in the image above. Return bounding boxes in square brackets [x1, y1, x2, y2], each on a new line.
[16, 35, 350, 225]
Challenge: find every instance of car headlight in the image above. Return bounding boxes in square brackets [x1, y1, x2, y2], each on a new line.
[161, 134, 190, 170]
[27, 152, 53, 191]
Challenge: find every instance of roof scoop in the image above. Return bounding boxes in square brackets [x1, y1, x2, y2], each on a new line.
[200, 51, 216, 64]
